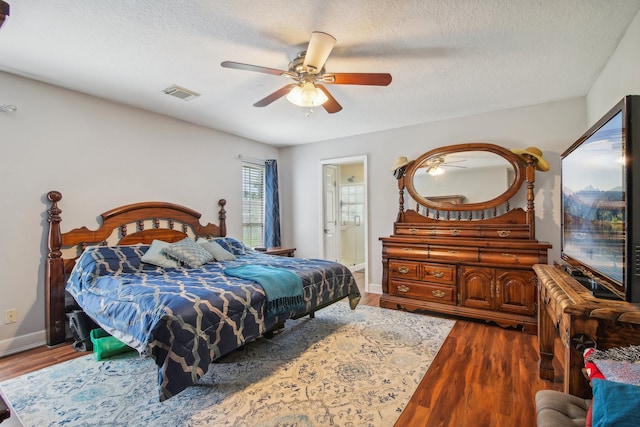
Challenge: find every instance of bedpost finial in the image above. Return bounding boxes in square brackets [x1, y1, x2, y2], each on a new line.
[48, 190, 62, 203]
[218, 199, 227, 237]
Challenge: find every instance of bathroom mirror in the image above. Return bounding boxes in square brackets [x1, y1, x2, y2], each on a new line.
[404, 143, 525, 211]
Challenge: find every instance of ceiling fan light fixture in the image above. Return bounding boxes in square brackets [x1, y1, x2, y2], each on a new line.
[302, 32, 336, 73]
[286, 82, 328, 107]
[428, 166, 444, 176]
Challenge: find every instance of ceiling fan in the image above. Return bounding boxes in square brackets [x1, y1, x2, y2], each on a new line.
[221, 31, 392, 114]
[421, 157, 468, 176]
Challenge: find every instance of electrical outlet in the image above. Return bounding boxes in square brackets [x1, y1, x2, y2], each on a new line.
[5, 308, 17, 324]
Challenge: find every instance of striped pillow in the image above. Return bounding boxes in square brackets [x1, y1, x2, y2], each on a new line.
[162, 237, 214, 268]
[198, 238, 236, 261]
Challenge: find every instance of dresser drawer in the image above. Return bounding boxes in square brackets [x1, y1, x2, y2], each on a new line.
[394, 225, 433, 237]
[478, 227, 532, 239]
[429, 246, 478, 262]
[395, 226, 478, 238]
[421, 263, 456, 284]
[479, 249, 541, 266]
[389, 260, 421, 280]
[389, 279, 457, 305]
[386, 245, 429, 259]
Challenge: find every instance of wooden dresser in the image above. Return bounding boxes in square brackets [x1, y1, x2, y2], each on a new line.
[534, 263, 640, 397]
[380, 143, 552, 334]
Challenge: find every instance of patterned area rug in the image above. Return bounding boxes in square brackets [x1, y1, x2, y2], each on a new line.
[0, 303, 454, 427]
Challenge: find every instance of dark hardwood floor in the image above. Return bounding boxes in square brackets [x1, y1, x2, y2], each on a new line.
[0, 287, 561, 426]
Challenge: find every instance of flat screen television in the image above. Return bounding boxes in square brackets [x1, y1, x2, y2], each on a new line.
[561, 95, 640, 303]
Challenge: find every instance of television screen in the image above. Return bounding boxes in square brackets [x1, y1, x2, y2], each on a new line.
[562, 110, 625, 287]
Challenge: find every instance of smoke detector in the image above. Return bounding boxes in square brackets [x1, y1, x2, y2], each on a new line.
[162, 85, 200, 101]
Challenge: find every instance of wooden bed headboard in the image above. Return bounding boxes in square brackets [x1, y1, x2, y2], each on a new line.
[45, 190, 228, 346]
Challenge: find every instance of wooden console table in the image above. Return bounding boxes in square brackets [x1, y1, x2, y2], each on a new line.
[534, 264, 640, 398]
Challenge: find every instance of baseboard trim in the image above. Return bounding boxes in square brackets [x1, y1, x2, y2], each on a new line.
[0, 330, 47, 357]
[368, 282, 382, 294]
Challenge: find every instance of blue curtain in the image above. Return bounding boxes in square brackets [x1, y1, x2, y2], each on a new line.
[264, 159, 281, 247]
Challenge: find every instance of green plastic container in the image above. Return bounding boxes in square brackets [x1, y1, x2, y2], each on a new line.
[89, 328, 133, 361]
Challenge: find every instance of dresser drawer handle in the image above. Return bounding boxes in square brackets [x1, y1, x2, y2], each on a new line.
[501, 253, 516, 257]
[432, 290, 446, 298]
[448, 250, 459, 254]
[431, 271, 445, 278]
[498, 230, 511, 238]
[397, 285, 410, 293]
[450, 229, 461, 236]
[409, 228, 418, 235]
[397, 267, 410, 274]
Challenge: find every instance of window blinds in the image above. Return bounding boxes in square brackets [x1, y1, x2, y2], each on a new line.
[242, 161, 265, 247]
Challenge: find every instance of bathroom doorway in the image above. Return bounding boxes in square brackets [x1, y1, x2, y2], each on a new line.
[321, 156, 368, 291]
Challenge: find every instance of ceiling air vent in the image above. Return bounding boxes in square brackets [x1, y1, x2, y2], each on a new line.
[0, 104, 17, 112]
[163, 85, 200, 101]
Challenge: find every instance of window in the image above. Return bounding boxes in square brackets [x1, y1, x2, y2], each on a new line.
[242, 161, 264, 247]
[340, 183, 364, 226]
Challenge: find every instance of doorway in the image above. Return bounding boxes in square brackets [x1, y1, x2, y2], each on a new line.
[321, 156, 368, 291]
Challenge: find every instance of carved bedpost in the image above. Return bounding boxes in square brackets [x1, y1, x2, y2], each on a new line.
[46, 191, 66, 346]
[524, 156, 536, 239]
[218, 199, 227, 237]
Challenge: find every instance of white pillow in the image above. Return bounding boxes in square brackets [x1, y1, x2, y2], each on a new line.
[141, 240, 180, 268]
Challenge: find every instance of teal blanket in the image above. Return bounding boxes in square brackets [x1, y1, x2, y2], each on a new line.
[223, 265, 305, 317]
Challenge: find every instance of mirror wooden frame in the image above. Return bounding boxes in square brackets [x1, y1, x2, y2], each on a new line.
[404, 142, 525, 212]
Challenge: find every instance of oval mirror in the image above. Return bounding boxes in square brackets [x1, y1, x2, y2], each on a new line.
[405, 143, 525, 211]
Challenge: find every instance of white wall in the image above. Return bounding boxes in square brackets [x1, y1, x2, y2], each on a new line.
[280, 98, 587, 291]
[587, 9, 640, 122]
[0, 71, 278, 354]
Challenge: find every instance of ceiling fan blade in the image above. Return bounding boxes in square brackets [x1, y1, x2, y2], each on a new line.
[418, 158, 444, 169]
[316, 84, 342, 114]
[221, 61, 287, 76]
[302, 32, 337, 74]
[322, 73, 392, 86]
[253, 84, 297, 107]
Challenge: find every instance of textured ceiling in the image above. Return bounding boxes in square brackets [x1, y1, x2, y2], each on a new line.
[1, 0, 639, 146]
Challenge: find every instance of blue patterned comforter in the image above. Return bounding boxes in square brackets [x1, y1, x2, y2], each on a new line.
[66, 240, 360, 401]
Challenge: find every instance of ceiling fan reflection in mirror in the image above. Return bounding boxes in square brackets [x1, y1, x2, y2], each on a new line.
[420, 157, 468, 176]
[221, 31, 392, 114]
